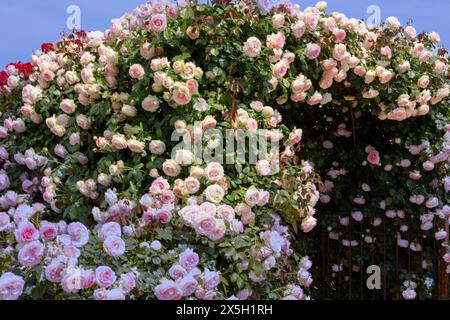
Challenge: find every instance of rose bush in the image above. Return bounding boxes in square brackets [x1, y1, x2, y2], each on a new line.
[0, 0, 321, 300]
[0, 0, 448, 300]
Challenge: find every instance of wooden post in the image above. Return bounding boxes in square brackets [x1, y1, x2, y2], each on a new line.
[437, 219, 449, 300]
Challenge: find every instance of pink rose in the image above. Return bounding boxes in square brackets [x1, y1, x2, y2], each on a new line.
[272, 59, 289, 79]
[172, 85, 191, 105]
[306, 43, 321, 60]
[155, 279, 182, 300]
[367, 150, 380, 165]
[54, 144, 68, 159]
[386, 16, 401, 30]
[216, 205, 235, 221]
[291, 21, 306, 38]
[18, 240, 44, 267]
[381, 46, 392, 59]
[194, 212, 217, 235]
[333, 29, 346, 43]
[16, 221, 39, 244]
[128, 139, 145, 153]
[205, 162, 224, 182]
[435, 61, 447, 75]
[111, 135, 128, 150]
[60, 99, 77, 114]
[429, 32, 440, 43]
[271, 13, 285, 29]
[301, 216, 317, 233]
[179, 248, 199, 270]
[404, 26, 417, 39]
[103, 236, 126, 257]
[418, 75, 430, 89]
[176, 275, 198, 297]
[174, 149, 194, 166]
[100, 222, 121, 241]
[45, 260, 65, 283]
[266, 32, 285, 50]
[39, 221, 58, 241]
[67, 222, 89, 247]
[156, 208, 172, 224]
[149, 14, 167, 32]
[307, 91, 323, 106]
[332, 44, 348, 61]
[95, 266, 116, 287]
[169, 264, 188, 280]
[129, 64, 145, 80]
[244, 186, 260, 207]
[202, 269, 220, 290]
[243, 37, 262, 58]
[0, 272, 25, 300]
[204, 184, 225, 203]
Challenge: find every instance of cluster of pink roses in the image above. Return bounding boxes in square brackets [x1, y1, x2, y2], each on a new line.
[154, 248, 221, 300]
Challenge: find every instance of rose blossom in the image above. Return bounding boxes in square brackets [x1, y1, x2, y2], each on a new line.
[402, 289, 416, 300]
[129, 64, 145, 80]
[149, 140, 166, 155]
[155, 279, 182, 300]
[205, 162, 224, 182]
[333, 44, 348, 61]
[179, 248, 199, 270]
[291, 21, 306, 40]
[174, 149, 195, 166]
[306, 43, 321, 60]
[103, 235, 126, 257]
[204, 184, 225, 203]
[45, 260, 65, 283]
[216, 205, 235, 221]
[266, 32, 285, 50]
[18, 240, 44, 267]
[172, 85, 191, 105]
[367, 150, 380, 165]
[272, 59, 289, 79]
[176, 275, 198, 297]
[0, 272, 25, 300]
[179, 177, 197, 195]
[67, 222, 89, 247]
[128, 139, 145, 153]
[15, 221, 39, 244]
[39, 221, 58, 241]
[95, 266, 116, 287]
[386, 16, 401, 30]
[243, 37, 262, 58]
[244, 186, 260, 207]
[301, 216, 317, 233]
[203, 269, 221, 290]
[149, 14, 167, 32]
[434, 61, 447, 75]
[194, 211, 216, 234]
[59, 99, 77, 114]
[169, 264, 188, 280]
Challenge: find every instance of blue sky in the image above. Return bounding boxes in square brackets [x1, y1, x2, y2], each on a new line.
[0, 0, 449, 67]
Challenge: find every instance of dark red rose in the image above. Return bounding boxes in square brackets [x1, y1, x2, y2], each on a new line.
[17, 62, 33, 79]
[41, 43, 53, 53]
[0, 71, 8, 87]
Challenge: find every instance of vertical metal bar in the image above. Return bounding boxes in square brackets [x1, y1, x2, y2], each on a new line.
[383, 217, 387, 300]
[349, 220, 352, 299]
[438, 218, 449, 299]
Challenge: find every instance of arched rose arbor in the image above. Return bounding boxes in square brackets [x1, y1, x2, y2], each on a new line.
[0, 0, 448, 300]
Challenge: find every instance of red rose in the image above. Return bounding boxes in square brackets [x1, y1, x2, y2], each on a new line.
[19, 63, 33, 79]
[0, 70, 8, 86]
[41, 43, 53, 53]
